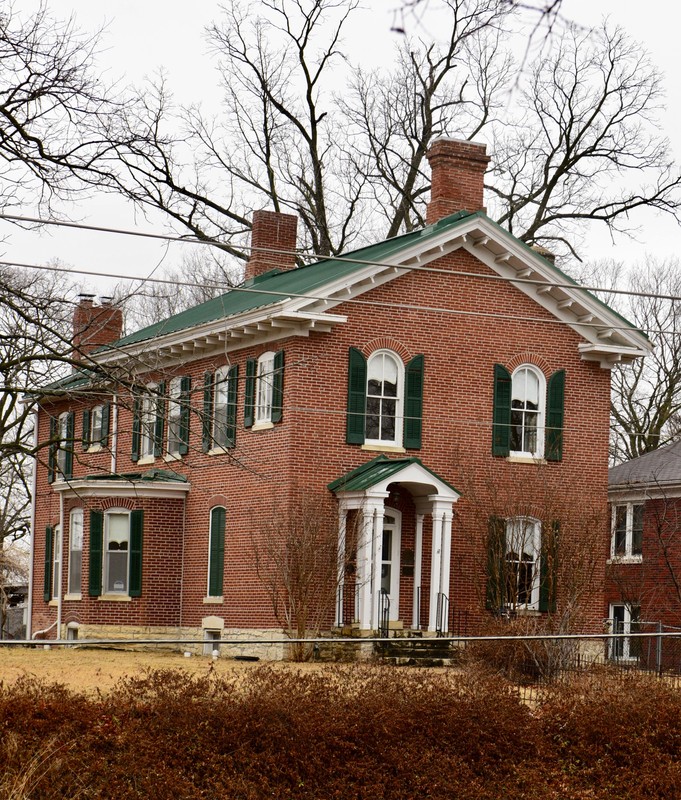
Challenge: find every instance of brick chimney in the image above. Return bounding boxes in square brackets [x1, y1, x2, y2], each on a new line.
[426, 138, 490, 224]
[72, 295, 124, 364]
[245, 210, 298, 282]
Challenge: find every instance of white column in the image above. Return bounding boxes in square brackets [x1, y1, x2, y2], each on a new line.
[428, 507, 444, 632]
[357, 506, 375, 630]
[335, 507, 347, 627]
[371, 504, 386, 630]
[428, 498, 454, 633]
[412, 513, 424, 629]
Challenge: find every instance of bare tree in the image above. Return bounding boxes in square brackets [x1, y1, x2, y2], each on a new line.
[0, 2, 115, 214]
[253, 491, 354, 661]
[96, 3, 680, 268]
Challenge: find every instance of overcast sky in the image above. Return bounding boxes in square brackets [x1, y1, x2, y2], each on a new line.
[8, 0, 681, 299]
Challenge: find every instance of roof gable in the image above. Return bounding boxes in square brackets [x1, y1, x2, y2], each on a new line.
[96, 211, 651, 371]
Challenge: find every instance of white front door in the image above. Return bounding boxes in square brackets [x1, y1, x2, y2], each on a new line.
[381, 510, 401, 622]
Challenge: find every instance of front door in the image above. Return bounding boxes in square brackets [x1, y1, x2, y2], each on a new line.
[381, 510, 401, 622]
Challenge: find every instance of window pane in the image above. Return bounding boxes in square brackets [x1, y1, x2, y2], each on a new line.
[380, 399, 396, 439]
[632, 505, 644, 556]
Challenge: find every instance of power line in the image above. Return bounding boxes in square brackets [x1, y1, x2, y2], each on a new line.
[0, 257, 664, 338]
[3, 211, 680, 304]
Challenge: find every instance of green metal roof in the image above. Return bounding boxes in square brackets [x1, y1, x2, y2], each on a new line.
[104, 212, 474, 350]
[328, 455, 459, 495]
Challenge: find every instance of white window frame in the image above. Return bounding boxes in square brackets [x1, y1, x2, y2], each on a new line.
[90, 404, 104, 448]
[56, 412, 69, 475]
[505, 517, 541, 610]
[104, 509, 131, 595]
[140, 382, 158, 460]
[212, 367, 231, 449]
[610, 503, 643, 561]
[510, 365, 545, 459]
[255, 352, 275, 425]
[167, 377, 183, 456]
[52, 523, 62, 600]
[365, 349, 404, 448]
[609, 603, 641, 661]
[67, 508, 83, 597]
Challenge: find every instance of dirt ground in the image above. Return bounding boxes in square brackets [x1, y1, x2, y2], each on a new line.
[0, 646, 324, 694]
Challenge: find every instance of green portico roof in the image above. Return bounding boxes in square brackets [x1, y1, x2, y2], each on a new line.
[328, 455, 459, 495]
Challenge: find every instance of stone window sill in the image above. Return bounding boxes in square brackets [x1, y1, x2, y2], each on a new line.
[87, 444, 103, 454]
[506, 454, 547, 465]
[607, 556, 643, 565]
[97, 594, 132, 602]
[203, 596, 224, 604]
[64, 593, 82, 601]
[251, 421, 274, 431]
[137, 455, 155, 466]
[361, 443, 406, 454]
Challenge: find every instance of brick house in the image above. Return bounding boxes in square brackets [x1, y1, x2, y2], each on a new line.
[607, 442, 681, 663]
[28, 138, 651, 656]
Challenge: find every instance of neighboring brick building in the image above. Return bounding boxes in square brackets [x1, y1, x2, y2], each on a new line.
[29, 138, 651, 656]
[607, 442, 681, 663]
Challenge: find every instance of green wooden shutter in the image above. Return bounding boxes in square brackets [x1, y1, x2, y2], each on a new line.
[271, 350, 285, 424]
[48, 416, 58, 483]
[101, 403, 111, 448]
[492, 364, 512, 457]
[129, 510, 144, 597]
[63, 412, 75, 479]
[244, 359, 256, 428]
[208, 507, 226, 597]
[131, 397, 141, 463]
[546, 370, 565, 462]
[486, 516, 506, 611]
[202, 371, 214, 453]
[89, 510, 103, 597]
[539, 520, 559, 613]
[226, 365, 239, 447]
[346, 347, 367, 444]
[179, 376, 191, 455]
[43, 526, 53, 601]
[404, 354, 424, 449]
[82, 410, 91, 450]
[154, 381, 166, 457]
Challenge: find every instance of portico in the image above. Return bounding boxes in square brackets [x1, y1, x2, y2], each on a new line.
[329, 457, 461, 633]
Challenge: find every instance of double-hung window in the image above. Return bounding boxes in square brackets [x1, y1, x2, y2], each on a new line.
[204, 366, 238, 451]
[346, 348, 424, 449]
[52, 524, 62, 600]
[492, 364, 565, 461]
[366, 351, 403, 447]
[167, 377, 183, 456]
[504, 517, 541, 610]
[89, 509, 144, 598]
[245, 351, 284, 428]
[609, 603, 641, 660]
[82, 404, 110, 451]
[611, 503, 643, 560]
[68, 508, 83, 596]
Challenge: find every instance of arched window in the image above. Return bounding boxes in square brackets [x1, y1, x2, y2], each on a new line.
[207, 507, 226, 599]
[510, 365, 545, 457]
[365, 350, 404, 446]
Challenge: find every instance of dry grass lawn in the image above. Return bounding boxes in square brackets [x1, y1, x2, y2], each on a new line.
[0, 646, 324, 693]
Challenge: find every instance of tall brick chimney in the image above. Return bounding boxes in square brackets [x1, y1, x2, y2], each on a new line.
[426, 138, 490, 224]
[245, 210, 298, 282]
[72, 295, 124, 364]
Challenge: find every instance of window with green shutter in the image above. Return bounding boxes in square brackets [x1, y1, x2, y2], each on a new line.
[485, 516, 506, 611]
[129, 510, 144, 597]
[404, 355, 424, 449]
[208, 506, 226, 598]
[202, 371, 214, 452]
[346, 347, 366, 444]
[244, 358, 256, 428]
[546, 370, 565, 462]
[492, 364, 511, 456]
[88, 510, 103, 597]
[43, 525, 53, 601]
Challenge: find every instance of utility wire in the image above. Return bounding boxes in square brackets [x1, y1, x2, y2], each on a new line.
[2, 212, 679, 304]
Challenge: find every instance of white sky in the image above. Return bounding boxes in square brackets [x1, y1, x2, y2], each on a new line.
[7, 0, 681, 298]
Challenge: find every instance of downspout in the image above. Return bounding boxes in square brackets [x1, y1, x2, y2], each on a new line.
[26, 412, 39, 640]
[56, 491, 64, 640]
[110, 392, 118, 474]
[179, 494, 187, 636]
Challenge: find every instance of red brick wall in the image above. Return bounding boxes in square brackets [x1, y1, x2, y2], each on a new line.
[605, 497, 681, 626]
[32, 246, 611, 636]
